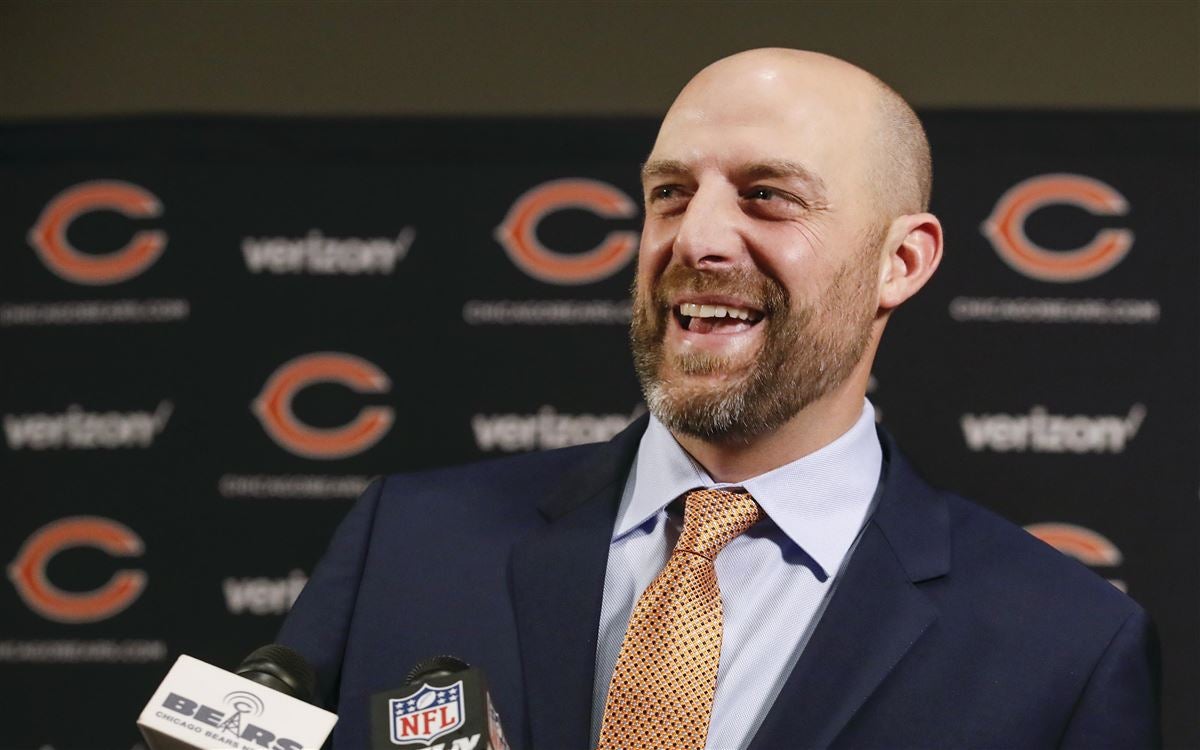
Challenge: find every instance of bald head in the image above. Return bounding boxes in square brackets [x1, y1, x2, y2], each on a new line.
[866, 72, 933, 217]
[660, 48, 931, 224]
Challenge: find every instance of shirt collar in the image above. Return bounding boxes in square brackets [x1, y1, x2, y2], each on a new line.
[615, 400, 883, 577]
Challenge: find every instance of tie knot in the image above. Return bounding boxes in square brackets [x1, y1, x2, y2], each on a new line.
[677, 488, 762, 560]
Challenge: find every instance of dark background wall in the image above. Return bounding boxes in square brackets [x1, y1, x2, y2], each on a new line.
[1, 0, 1197, 119]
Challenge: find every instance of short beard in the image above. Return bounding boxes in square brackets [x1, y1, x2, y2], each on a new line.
[629, 237, 880, 443]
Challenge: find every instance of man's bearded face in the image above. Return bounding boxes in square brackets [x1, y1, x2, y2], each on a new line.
[629, 237, 879, 442]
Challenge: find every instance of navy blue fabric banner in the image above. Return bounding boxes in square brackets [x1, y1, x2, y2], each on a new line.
[1, 114, 1196, 748]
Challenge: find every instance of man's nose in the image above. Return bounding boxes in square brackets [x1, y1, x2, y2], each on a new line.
[672, 184, 747, 270]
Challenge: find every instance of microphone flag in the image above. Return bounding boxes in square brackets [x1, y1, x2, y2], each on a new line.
[137, 653, 337, 750]
[371, 660, 510, 750]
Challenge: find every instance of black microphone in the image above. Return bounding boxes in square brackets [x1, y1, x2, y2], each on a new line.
[236, 643, 321, 704]
[370, 655, 511, 750]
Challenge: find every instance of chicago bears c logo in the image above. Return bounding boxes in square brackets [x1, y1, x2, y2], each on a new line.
[494, 178, 638, 285]
[7, 516, 147, 623]
[1026, 522, 1125, 591]
[253, 352, 394, 459]
[28, 180, 167, 285]
[981, 174, 1133, 283]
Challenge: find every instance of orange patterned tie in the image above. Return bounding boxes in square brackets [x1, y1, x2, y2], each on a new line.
[597, 488, 763, 750]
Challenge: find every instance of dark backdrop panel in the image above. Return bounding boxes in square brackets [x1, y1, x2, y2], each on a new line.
[1, 115, 1196, 749]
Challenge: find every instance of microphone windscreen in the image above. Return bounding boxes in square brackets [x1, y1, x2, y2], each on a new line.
[406, 654, 471, 683]
[235, 643, 319, 705]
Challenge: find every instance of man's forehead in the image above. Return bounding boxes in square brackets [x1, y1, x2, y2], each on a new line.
[645, 117, 832, 166]
[640, 157, 828, 195]
[644, 110, 851, 194]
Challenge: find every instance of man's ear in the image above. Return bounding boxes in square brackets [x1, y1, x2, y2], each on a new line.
[878, 213, 943, 310]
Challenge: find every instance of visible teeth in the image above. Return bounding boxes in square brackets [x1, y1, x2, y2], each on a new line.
[677, 302, 757, 320]
[681, 301, 753, 319]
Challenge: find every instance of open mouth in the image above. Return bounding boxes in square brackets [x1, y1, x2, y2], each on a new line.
[674, 301, 765, 335]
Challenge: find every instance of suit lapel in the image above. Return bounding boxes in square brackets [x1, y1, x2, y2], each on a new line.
[747, 433, 951, 750]
[509, 416, 647, 750]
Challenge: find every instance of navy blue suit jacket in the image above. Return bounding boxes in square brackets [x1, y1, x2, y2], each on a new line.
[278, 417, 1160, 749]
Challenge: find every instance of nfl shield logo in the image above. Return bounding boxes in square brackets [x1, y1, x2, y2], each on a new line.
[389, 680, 465, 745]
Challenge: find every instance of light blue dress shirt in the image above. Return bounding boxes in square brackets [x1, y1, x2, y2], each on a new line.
[590, 400, 883, 749]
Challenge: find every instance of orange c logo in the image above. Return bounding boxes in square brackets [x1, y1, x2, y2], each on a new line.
[28, 180, 167, 285]
[253, 352, 394, 459]
[1026, 522, 1125, 590]
[1025, 522, 1122, 566]
[494, 178, 639, 285]
[7, 517, 147, 623]
[981, 174, 1133, 283]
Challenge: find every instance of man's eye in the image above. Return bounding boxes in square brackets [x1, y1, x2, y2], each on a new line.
[649, 186, 681, 201]
[743, 187, 810, 216]
[746, 186, 782, 201]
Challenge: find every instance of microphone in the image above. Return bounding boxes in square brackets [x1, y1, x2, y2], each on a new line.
[370, 655, 510, 750]
[137, 644, 337, 750]
[236, 644, 320, 703]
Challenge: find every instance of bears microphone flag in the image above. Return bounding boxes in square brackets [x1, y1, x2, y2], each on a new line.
[138, 651, 336, 750]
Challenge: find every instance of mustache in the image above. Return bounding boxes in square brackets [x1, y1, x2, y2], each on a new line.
[649, 264, 788, 314]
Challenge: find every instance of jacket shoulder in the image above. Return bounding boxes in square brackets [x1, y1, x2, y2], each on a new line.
[939, 489, 1142, 627]
[878, 433, 1140, 626]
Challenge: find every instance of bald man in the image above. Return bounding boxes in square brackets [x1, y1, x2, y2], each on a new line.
[279, 49, 1160, 749]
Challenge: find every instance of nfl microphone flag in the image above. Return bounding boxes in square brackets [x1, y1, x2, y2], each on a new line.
[371, 657, 510, 750]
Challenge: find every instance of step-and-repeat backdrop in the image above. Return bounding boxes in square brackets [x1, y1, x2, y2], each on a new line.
[2, 115, 1196, 748]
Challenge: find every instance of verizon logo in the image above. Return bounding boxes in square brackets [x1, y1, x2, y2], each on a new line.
[242, 227, 415, 275]
[961, 404, 1146, 454]
[222, 570, 308, 615]
[472, 405, 640, 452]
[4, 401, 173, 450]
